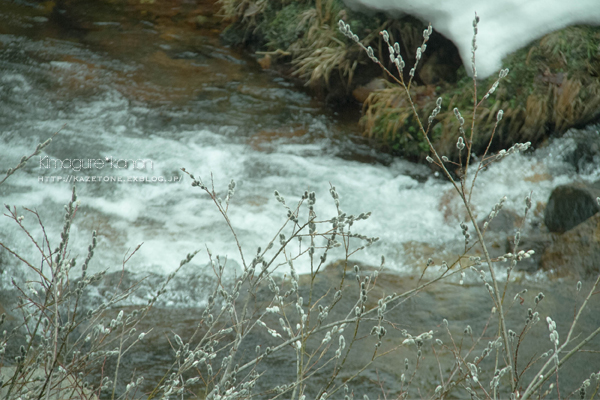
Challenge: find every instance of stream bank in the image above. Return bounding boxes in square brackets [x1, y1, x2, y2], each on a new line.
[220, 0, 600, 161]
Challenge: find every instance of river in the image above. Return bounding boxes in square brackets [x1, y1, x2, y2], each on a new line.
[2, 0, 597, 286]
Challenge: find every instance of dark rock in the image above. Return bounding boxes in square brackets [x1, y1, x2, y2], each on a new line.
[544, 182, 600, 233]
[541, 213, 600, 278]
[418, 46, 461, 85]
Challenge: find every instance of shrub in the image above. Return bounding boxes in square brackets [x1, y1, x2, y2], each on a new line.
[1, 15, 599, 400]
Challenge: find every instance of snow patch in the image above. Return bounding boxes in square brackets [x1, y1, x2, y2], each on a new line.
[342, 0, 600, 78]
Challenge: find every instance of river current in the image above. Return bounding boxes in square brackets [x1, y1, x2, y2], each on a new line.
[1, 0, 599, 291]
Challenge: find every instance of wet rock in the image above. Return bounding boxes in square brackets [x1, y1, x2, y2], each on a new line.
[193, 13, 222, 29]
[195, 14, 209, 26]
[544, 182, 600, 233]
[541, 212, 600, 278]
[257, 53, 272, 69]
[248, 126, 307, 151]
[561, 128, 600, 174]
[324, 83, 352, 108]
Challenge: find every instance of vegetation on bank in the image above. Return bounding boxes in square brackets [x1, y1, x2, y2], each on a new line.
[219, 0, 600, 160]
[220, 0, 385, 88]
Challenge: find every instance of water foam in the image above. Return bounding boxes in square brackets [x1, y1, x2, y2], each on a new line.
[1, 33, 598, 286]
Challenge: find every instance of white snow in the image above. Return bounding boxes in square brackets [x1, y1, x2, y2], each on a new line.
[342, 0, 600, 78]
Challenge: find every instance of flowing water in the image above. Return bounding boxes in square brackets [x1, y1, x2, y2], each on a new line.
[2, 0, 597, 285]
[1, 1, 600, 397]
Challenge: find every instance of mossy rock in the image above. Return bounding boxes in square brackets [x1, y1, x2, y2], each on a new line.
[219, 2, 600, 162]
[221, 0, 323, 48]
[219, 0, 387, 85]
[263, 2, 313, 49]
[364, 25, 600, 161]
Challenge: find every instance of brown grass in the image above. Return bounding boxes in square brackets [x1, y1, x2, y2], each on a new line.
[291, 1, 359, 88]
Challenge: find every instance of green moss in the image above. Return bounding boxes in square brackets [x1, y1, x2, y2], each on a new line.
[262, 2, 313, 50]
[366, 25, 600, 160]
[220, 0, 300, 48]
[345, 9, 385, 39]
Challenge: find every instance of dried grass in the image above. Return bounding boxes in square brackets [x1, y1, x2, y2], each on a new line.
[291, 0, 358, 88]
[217, 0, 268, 24]
[360, 85, 413, 141]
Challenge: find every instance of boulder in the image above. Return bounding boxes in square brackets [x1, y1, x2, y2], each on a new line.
[418, 45, 461, 85]
[541, 213, 600, 278]
[544, 182, 600, 233]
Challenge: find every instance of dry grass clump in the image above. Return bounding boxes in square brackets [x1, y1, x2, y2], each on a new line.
[219, 0, 390, 91]
[361, 84, 435, 156]
[360, 25, 600, 159]
[219, 2, 599, 159]
[291, 1, 357, 88]
[218, 0, 268, 25]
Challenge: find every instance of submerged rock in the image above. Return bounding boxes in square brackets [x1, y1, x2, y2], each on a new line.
[560, 128, 600, 174]
[541, 212, 600, 278]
